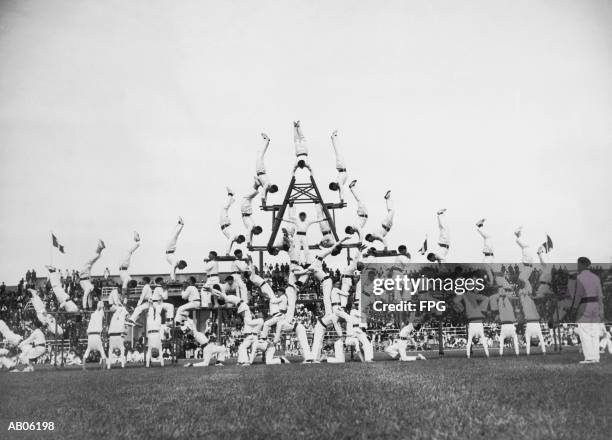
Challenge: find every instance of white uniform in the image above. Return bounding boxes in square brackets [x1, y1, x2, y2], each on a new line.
[0, 319, 22, 346]
[176, 285, 201, 323]
[238, 318, 264, 365]
[256, 134, 275, 197]
[316, 203, 335, 248]
[330, 287, 352, 324]
[80, 241, 104, 309]
[131, 285, 174, 323]
[107, 306, 128, 368]
[19, 328, 46, 364]
[230, 259, 249, 302]
[107, 288, 122, 311]
[477, 223, 494, 263]
[83, 308, 106, 363]
[47, 268, 78, 312]
[284, 217, 322, 263]
[385, 324, 418, 361]
[429, 211, 450, 262]
[119, 236, 140, 289]
[293, 121, 310, 170]
[220, 195, 243, 255]
[183, 319, 227, 366]
[349, 181, 368, 229]
[146, 304, 164, 366]
[330, 130, 347, 200]
[260, 294, 288, 340]
[515, 228, 533, 264]
[273, 274, 312, 361]
[310, 257, 343, 361]
[247, 269, 274, 300]
[166, 221, 184, 281]
[241, 189, 260, 241]
[28, 289, 63, 336]
[345, 307, 374, 362]
[599, 324, 612, 354]
[455, 292, 490, 358]
[367, 194, 394, 248]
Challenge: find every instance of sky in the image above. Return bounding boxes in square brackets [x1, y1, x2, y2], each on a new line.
[0, 0, 611, 282]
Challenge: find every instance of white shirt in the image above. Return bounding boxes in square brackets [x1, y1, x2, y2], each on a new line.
[203, 260, 219, 277]
[231, 259, 248, 274]
[182, 285, 200, 302]
[24, 328, 46, 347]
[151, 286, 168, 302]
[243, 318, 264, 336]
[330, 287, 347, 307]
[399, 324, 415, 339]
[146, 305, 162, 331]
[137, 284, 152, 305]
[269, 295, 283, 315]
[109, 307, 128, 333]
[87, 310, 104, 333]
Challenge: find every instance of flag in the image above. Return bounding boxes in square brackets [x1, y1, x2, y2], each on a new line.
[418, 237, 428, 255]
[51, 233, 65, 254]
[542, 235, 553, 253]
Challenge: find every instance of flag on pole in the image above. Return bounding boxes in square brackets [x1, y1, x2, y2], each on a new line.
[51, 233, 65, 254]
[542, 235, 553, 253]
[418, 237, 428, 255]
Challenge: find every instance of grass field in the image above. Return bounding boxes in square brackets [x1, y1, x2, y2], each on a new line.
[1, 349, 611, 440]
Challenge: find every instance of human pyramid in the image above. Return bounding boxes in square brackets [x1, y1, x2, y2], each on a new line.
[1, 121, 574, 372]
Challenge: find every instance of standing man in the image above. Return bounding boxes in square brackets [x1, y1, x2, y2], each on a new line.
[573, 257, 604, 364]
[328, 130, 347, 200]
[236, 309, 264, 365]
[82, 301, 107, 370]
[119, 231, 141, 290]
[166, 217, 187, 281]
[80, 239, 105, 309]
[282, 211, 326, 263]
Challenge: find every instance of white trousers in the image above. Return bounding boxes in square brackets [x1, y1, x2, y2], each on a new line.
[499, 323, 519, 356]
[466, 322, 489, 358]
[192, 344, 227, 366]
[577, 323, 601, 362]
[524, 322, 546, 355]
[108, 336, 125, 368]
[84, 334, 106, 360]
